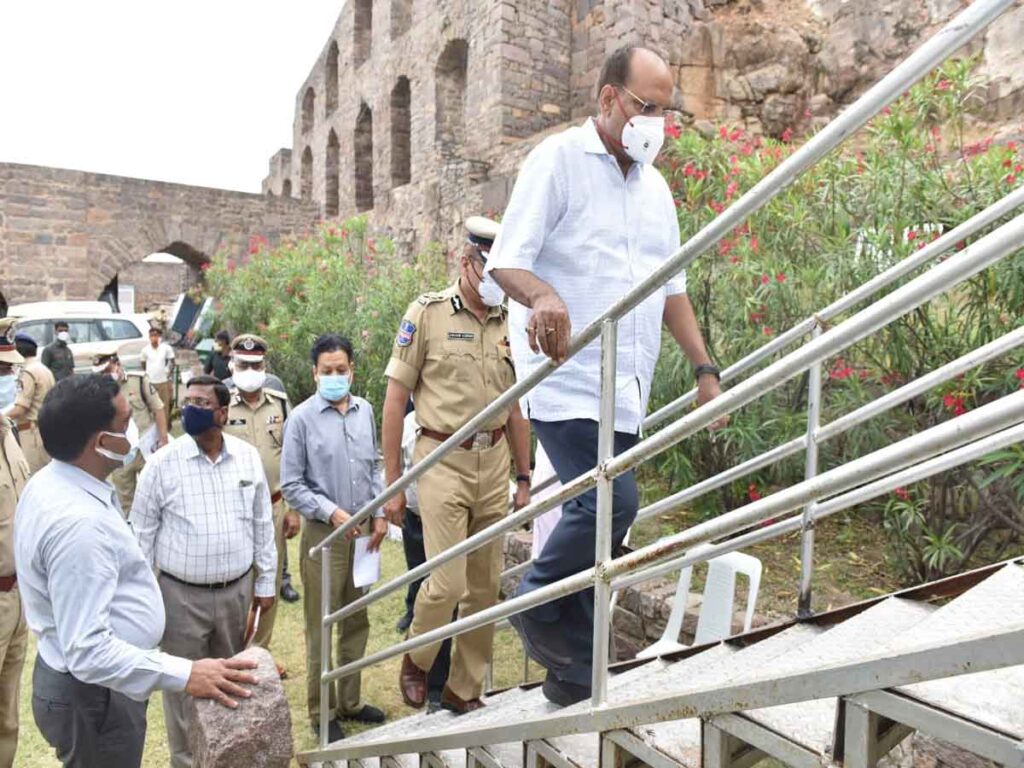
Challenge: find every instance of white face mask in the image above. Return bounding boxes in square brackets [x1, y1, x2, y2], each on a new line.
[233, 368, 266, 393]
[56, 331, 71, 343]
[96, 418, 140, 467]
[478, 271, 506, 307]
[621, 115, 665, 165]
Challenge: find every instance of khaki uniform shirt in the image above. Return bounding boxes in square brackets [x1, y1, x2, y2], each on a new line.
[385, 281, 516, 434]
[14, 359, 56, 425]
[0, 419, 30, 577]
[120, 373, 164, 433]
[224, 388, 289, 495]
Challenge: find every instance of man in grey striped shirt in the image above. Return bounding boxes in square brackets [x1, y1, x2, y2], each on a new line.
[131, 374, 276, 768]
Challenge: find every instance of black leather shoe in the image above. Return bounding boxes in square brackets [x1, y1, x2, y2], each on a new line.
[396, 613, 413, 633]
[541, 673, 590, 708]
[343, 704, 387, 724]
[311, 718, 345, 743]
[280, 583, 300, 603]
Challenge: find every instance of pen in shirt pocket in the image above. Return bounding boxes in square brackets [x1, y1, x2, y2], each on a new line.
[239, 480, 253, 488]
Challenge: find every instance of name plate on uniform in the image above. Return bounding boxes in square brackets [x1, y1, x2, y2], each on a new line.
[447, 331, 475, 341]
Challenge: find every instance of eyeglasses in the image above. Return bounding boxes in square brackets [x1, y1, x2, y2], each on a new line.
[618, 86, 682, 123]
[182, 396, 218, 409]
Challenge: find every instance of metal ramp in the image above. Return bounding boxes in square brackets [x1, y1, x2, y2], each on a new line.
[305, 562, 1024, 768]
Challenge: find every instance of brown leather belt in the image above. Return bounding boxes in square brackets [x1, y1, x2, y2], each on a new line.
[270, 490, 283, 504]
[420, 427, 505, 451]
[0, 575, 17, 592]
[16, 422, 33, 433]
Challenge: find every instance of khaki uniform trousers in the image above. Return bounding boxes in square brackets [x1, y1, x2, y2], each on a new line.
[301, 519, 369, 723]
[0, 589, 26, 768]
[110, 452, 145, 517]
[252, 499, 286, 649]
[409, 435, 509, 701]
[153, 381, 173, 425]
[18, 427, 49, 475]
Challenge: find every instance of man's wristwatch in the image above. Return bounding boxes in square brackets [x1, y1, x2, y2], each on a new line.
[516, 474, 531, 485]
[694, 364, 721, 382]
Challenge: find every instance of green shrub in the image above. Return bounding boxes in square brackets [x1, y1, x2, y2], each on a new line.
[650, 58, 1024, 581]
[203, 217, 450, 410]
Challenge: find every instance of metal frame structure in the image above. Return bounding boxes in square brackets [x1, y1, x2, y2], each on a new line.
[301, 0, 1023, 761]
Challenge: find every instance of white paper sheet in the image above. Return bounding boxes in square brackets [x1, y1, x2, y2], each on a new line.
[352, 536, 381, 589]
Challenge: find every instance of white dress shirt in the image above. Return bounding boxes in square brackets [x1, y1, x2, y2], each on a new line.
[15, 461, 192, 701]
[485, 118, 686, 433]
[131, 433, 276, 597]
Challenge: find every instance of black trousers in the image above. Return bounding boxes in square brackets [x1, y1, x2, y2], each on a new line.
[32, 656, 148, 768]
[517, 419, 640, 687]
[402, 507, 453, 699]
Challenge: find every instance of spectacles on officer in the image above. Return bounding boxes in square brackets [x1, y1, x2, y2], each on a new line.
[232, 359, 265, 372]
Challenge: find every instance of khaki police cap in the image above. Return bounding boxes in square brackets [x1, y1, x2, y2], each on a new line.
[0, 318, 24, 365]
[231, 333, 269, 363]
[90, 342, 122, 371]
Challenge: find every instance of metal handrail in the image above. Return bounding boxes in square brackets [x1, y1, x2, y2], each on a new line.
[306, 0, 1019, 750]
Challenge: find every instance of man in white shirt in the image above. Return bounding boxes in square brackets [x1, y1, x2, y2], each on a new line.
[140, 326, 176, 425]
[486, 46, 725, 706]
[15, 374, 260, 768]
[131, 374, 276, 768]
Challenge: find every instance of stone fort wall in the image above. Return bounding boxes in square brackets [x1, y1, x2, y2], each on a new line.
[263, 0, 1024, 256]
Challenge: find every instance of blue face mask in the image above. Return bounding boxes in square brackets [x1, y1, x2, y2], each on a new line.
[182, 405, 217, 436]
[0, 375, 16, 410]
[318, 374, 351, 402]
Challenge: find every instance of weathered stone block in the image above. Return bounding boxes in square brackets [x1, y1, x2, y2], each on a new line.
[188, 647, 293, 768]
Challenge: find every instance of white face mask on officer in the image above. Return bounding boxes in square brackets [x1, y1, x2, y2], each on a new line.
[478, 271, 506, 307]
[614, 89, 665, 165]
[96, 418, 140, 467]
[56, 331, 71, 344]
[233, 368, 266, 393]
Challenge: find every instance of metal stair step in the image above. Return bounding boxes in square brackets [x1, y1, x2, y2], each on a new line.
[900, 665, 1024, 739]
[631, 719, 703, 768]
[885, 564, 1024, 652]
[741, 598, 938, 755]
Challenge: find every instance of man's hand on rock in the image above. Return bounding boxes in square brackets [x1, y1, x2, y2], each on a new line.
[186, 658, 259, 709]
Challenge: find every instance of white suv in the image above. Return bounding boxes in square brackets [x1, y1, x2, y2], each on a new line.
[11, 302, 153, 372]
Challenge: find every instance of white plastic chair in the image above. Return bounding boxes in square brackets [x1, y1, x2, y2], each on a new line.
[636, 550, 762, 659]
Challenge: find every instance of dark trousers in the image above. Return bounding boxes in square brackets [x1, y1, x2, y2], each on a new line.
[402, 507, 453, 699]
[517, 419, 639, 687]
[32, 656, 148, 768]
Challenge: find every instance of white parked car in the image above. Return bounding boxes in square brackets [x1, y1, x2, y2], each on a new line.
[9, 301, 153, 372]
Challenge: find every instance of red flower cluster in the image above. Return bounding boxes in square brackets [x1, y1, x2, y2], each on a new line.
[664, 115, 682, 139]
[248, 234, 269, 255]
[1016, 368, 1024, 388]
[963, 137, 994, 158]
[829, 357, 855, 380]
[935, 79, 952, 91]
[942, 393, 968, 416]
[781, 128, 793, 143]
[747, 483, 762, 502]
[893, 487, 911, 501]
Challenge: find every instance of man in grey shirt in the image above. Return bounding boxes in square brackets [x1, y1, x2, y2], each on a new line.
[281, 333, 387, 742]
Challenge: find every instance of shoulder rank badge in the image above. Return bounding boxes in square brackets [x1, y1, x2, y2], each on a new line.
[397, 319, 416, 347]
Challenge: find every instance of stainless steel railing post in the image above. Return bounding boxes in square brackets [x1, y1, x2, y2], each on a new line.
[798, 321, 824, 617]
[591, 320, 618, 706]
[319, 544, 332, 749]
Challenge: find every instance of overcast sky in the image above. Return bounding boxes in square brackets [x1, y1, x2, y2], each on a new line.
[0, 2, 342, 193]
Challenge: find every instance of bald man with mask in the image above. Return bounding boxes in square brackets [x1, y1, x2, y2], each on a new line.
[485, 46, 726, 706]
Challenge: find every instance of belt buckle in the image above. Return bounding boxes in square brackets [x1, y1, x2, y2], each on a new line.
[472, 431, 493, 450]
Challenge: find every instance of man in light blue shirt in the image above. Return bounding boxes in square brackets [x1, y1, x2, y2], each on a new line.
[487, 46, 725, 706]
[15, 374, 260, 768]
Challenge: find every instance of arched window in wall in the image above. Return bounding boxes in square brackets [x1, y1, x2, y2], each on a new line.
[391, 0, 412, 40]
[281, 178, 293, 198]
[302, 87, 316, 134]
[353, 0, 372, 68]
[325, 130, 340, 217]
[354, 103, 374, 212]
[301, 146, 313, 201]
[325, 40, 339, 115]
[390, 77, 411, 188]
[435, 39, 468, 152]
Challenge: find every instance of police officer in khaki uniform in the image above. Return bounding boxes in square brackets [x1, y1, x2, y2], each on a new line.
[383, 217, 533, 714]
[91, 347, 169, 513]
[3, 333, 56, 473]
[223, 334, 300, 666]
[0, 319, 31, 767]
